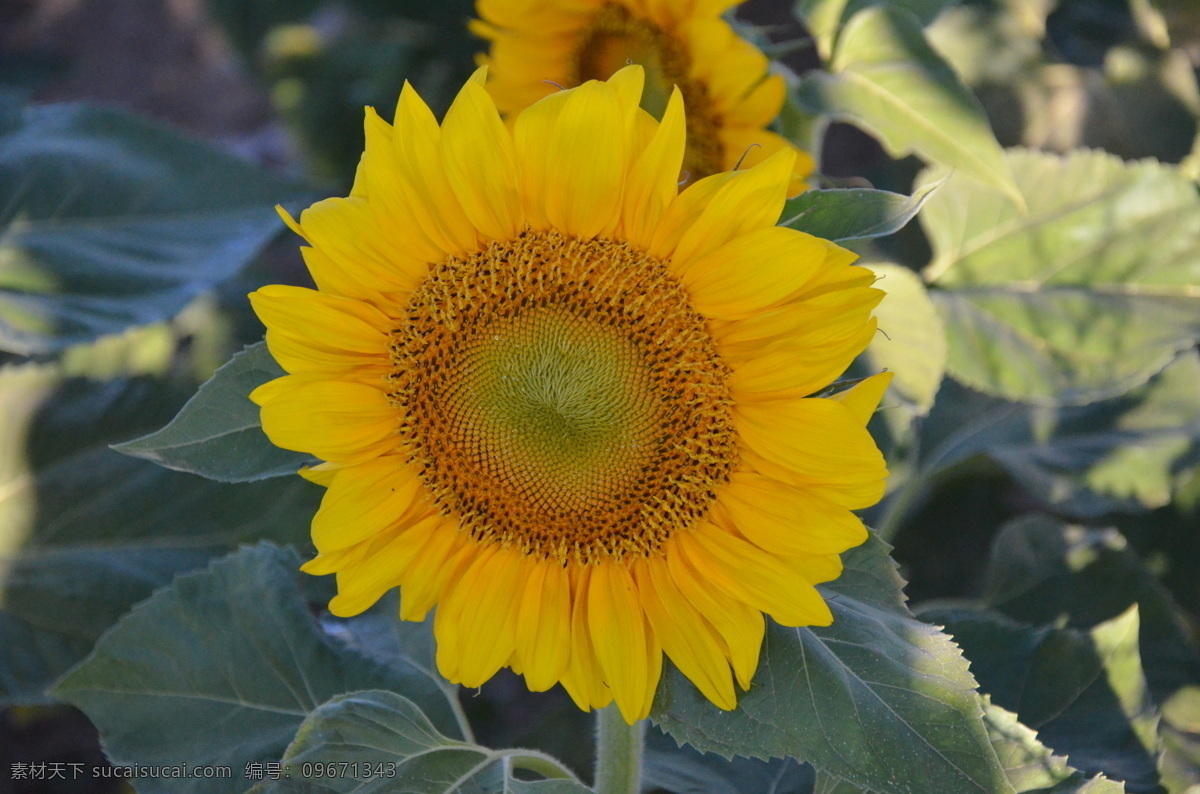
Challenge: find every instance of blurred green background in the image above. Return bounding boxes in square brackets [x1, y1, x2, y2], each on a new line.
[2, 0, 1200, 792]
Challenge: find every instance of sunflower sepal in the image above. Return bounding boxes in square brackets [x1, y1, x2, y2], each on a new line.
[113, 341, 316, 482]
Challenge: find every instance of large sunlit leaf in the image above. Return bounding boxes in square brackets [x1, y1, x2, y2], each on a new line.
[652, 533, 1012, 793]
[254, 689, 587, 794]
[0, 359, 321, 704]
[794, 6, 1021, 206]
[922, 606, 1160, 792]
[114, 342, 312, 482]
[795, 0, 955, 60]
[920, 149, 1200, 405]
[0, 102, 306, 354]
[860, 262, 947, 430]
[53, 544, 464, 794]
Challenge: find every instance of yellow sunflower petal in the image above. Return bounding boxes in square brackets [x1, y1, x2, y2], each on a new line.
[311, 456, 428, 552]
[293, 198, 428, 295]
[675, 226, 830, 320]
[635, 557, 736, 710]
[726, 319, 879, 401]
[543, 80, 628, 239]
[621, 86, 686, 250]
[667, 148, 795, 269]
[399, 529, 472, 622]
[440, 71, 523, 241]
[327, 514, 445, 617]
[717, 470, 868, 556]
[588, 562, 651, 723]
[736, 398, 889, 508]
[681, 523, 834, 627]
[833, 371, 894, 425]
[439, 546, 525, 687]
[666, 543, 764, 690]
[560, 566, 615, 712]
[255, 376, 397, 465]
[391, 84, 480, 257]
[515, 559, 573, 692]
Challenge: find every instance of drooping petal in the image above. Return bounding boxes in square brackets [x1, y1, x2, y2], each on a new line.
[680, 523, 834, 627]
[635, 557, 736, 709]
[588, 562, 652, 723]
[666, 543, 764, 689]
[716, 470, 868, 556]
[515, 559, 573, 692]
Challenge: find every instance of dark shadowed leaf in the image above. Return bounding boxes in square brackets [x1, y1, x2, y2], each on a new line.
[0, 103, 307, 354]
[921, 606, 1159, 792]
[643, 726, 814, 794]
[53, 545, 464, 794]
[652, 533, 1012, 794]
[114, 342, 313, 482]
[0, 360, 320, 704]
[259, 689, 587, 794]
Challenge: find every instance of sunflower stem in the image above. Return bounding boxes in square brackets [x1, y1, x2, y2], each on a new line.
[593, 706, 644, 794]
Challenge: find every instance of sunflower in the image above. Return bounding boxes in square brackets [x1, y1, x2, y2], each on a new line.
[472, 0, 814, 193]
[250, 66, 888, 724]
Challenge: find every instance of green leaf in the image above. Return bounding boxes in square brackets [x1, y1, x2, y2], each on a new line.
[981, 515, 1200, 709]
[114, 342, 312, 482]
[795, 0, 954, 61]
[0, 103, 306, 355]
[322, 593, 470, 741]
[903, 354, 1200, 523]
[53, 544, 464, 794]
[261, 689, 587, 794]
[981, 698, 1125, 793]
[780, 178, 942, 243]
[652, 532, 1013, 794]
[861, 262, 947, 420]
[920, 149, 1200, 405]
[794, 6, 1021, 206]
[643, 726, 814, 794]
[0, 359, 323, 704]
[921, 606, 1160, 792]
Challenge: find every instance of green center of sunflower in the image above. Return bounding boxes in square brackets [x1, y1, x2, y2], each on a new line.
[388, 230, 737, 565]
[573, 3, 724, 182]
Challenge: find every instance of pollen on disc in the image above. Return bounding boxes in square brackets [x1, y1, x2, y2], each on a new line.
[389, 230, 738, 565]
